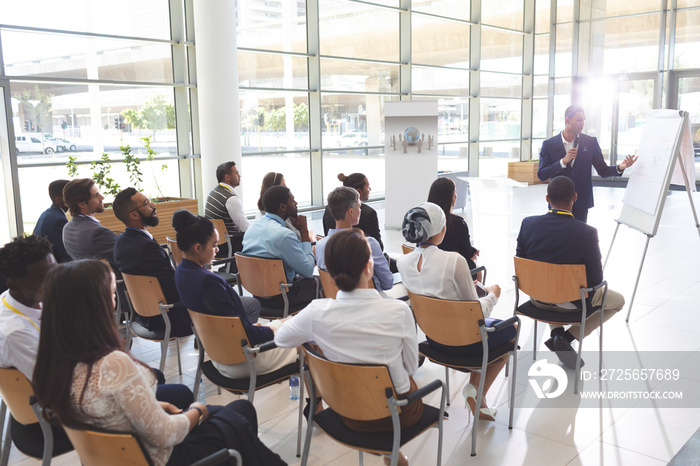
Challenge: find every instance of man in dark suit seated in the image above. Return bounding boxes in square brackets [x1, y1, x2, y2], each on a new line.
[516, 176, 625, 368]
[62, 178, 118, 267]
[112, 188, 193, 337]
[33, 179, 72, 263]
[538, 105, 637, 223]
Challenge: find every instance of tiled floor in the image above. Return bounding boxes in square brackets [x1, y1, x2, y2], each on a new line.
[5, 181, 700, 465]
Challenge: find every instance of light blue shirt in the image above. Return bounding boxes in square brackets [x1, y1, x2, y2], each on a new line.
[316, 228, 394, 291]
[242, 214, 315, 282]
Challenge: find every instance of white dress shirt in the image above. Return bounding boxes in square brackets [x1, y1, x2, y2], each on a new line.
[221, 183, 250, 232]
[397, 246, 498, 316]
[275, 288, 418, 394]
[0, 290, 42, 380]
[560, 132, 575, 168]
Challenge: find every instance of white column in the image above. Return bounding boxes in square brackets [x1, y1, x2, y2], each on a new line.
[192, 0, 242, 199]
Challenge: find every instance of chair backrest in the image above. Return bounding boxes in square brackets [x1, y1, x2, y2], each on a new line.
[187, 311, 249, 365]
[407, 291, 484, 347]
[302, 345, 398, 421]
[0, 368, 38, 425]
[234, 253, 287, 297]
[166, 237, 183, 267]
[121, 273, 168, 317]
[62, 426, 152, 466]
[401, 244, 414, 255]
[513, 257, 588, 303]
[317, 269, 339, 299]
[210, 219, 230, 247]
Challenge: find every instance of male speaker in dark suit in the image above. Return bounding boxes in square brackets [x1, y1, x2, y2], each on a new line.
[538, 105, 638, 223]
[516, 176, 625, 369]
[33, 179, 72, 263]
[111, 187, 193, 337]
[62, 178, 118, 266]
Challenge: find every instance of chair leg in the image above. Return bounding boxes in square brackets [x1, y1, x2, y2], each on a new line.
[573, 322, 586, 394]
[472, 370, 487, 457]
[509, 351, 518, 429]
[0, 416, 12, 466]
[0, 402, 7, 466]
[445, 367, 451, 406]
[532, 321, 538, 360]
[296, 354, 305, 458]
[176, 339, 182, 375]
[358, 451, 363, 466]
[159, 340, 167, 373]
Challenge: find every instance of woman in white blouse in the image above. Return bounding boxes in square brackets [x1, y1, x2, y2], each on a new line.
[276, 228, 418, 466]
[32, 260, 285, 466]
[397, 202, 516, 421]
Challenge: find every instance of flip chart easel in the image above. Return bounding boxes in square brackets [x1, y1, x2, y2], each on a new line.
[604, 110, 700, 322]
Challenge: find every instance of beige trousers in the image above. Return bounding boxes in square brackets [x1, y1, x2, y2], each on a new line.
[531, 287, 625, 341]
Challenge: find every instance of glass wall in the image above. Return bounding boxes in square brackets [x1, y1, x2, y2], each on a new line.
[3, 0, 700, 241]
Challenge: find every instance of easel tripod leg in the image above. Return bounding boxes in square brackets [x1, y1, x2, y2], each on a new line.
[625, 235, 652, 323]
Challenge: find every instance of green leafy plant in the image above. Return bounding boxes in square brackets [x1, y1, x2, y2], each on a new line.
[67, 155, 79, 177]
[90, 153, 121, 196]
[142, 136, 167, 199]
[121, 145, 143, 188]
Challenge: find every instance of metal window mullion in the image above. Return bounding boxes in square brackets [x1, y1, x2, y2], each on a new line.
[663, 0, 677, 109]
[522, 0, 535, 162]
[572, 0, 580, 78]
[170, 0, 194, 200]
[469, 0, 481, 176]
[307, 0, 323, 206]
[0, 23, 178, 45]
[546, 0, 557, 138]
[184, 0, 202, 204]
[399, 0, 411, 100]
[0, 80, 21, 237]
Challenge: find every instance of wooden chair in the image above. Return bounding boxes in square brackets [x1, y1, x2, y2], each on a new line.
[121, 273, 183, 374]
[234, 253, 311, 319]
[300, 344, 446, 466]
[165, 236, 183, 268]
[407, 292, 519, 456]
[210, 219, 244, 275]
[317, 269, 374, 299]
[401, 244, 414, 255]
[63, 425, 242, 466]
[0, 369, 73, 466]
[513, 256, 608, 394]
[188, 311, 304, 456]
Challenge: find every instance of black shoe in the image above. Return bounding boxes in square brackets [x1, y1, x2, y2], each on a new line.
[418, 354, 426, 367]
[544, 336, 555, 352]
[552, 335, 584, 370]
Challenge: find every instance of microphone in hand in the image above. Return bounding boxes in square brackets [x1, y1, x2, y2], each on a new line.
[573, 135, 579, 149]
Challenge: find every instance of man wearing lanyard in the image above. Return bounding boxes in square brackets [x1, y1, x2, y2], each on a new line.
[538, 105, 637, 223]
[62, 178, 118, 267]
[516, 176, 625, 369]
[204, 161, 249, 257]
[242, 185, 317, 308]
[0, 235, 54, 380]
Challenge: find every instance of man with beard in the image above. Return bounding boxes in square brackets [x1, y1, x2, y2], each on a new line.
[62, 178, 118, 267]
[112, 187, 193, 337]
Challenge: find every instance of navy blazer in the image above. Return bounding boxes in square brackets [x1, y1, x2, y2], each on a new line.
[114, 228, 192, 337]
[175, 258, 274, 346]
[516, 210, 603, 290]
[33, 204, 71, 263]
[538, 133, 621, 210]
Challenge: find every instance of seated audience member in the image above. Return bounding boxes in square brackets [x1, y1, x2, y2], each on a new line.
[112, 188, 194, 337]
[0, 235, 193, 409]
[276, 228, 419, 466]
[173, 210, 294, 377]
[427, 177, 480, 280]
[322, 173, 383, 250]
[397, 202, 515, 420]
[0, 235, 55, 379]
[204, 161, 248, 257]
[33, 260, 285, 466]
[33, 179, 72, 263]
[255, 172, 301, 240]
[242, 185, 316, 308]
[316, 187, 393, 292]
[62, 178, 118, 267]
[516, 176, 625, 369]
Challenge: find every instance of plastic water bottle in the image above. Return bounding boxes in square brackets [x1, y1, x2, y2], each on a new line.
[289, 376, 300, 400]
[198, 378, 206, 405]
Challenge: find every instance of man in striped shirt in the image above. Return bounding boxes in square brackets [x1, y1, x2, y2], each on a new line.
[204, 161, 249, 257]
